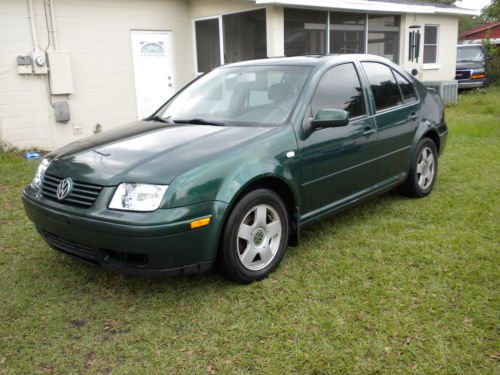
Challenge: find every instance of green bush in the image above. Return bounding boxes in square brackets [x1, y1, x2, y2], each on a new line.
[484, 31, 500, 84]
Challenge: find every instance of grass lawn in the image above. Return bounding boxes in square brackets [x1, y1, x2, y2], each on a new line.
[1, 88, 499, 374]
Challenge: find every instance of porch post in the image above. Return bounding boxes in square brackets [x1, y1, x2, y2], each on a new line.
[266, 6, 285, 57]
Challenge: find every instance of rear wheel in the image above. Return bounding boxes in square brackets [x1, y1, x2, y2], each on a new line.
[220, 189, 289, 284]
[401, 137, 438, 198]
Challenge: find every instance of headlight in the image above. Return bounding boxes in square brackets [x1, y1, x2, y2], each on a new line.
[109, 183, 168, 212]
[473, 68, 485, 74]
[31, 158, 50, 190]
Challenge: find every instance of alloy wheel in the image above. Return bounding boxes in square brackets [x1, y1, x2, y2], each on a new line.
[236, 204, 282, 271]
[416, 146, 435, 190]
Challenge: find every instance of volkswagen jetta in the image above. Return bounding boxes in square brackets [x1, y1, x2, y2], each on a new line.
[22, 55, 447, 283]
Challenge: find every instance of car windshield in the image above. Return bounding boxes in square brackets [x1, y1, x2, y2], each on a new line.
[457, 46, 484, 62]
[154, 65, 312, 126]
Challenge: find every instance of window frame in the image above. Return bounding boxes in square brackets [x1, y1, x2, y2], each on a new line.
[307, 61, 369, 123]
[423, 24, 439, 65]
[360, 60, 420, 115]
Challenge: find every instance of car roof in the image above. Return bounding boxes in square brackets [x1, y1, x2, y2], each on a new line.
[222, 54, 394, 68]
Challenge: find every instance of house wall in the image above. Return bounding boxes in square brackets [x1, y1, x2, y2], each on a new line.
[400, 14, 459, 81]
[0, 0, 462, 150]
[0, 0, 194, 150]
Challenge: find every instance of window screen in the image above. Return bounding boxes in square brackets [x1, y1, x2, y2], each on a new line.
[330, 13, 366, 54]
[223, 9, 267, 64]
[424, 25, 438, 64]
[195, 19, 221, 73]
[362, 62, 403, 111]
[311, 63, 366, 119]
[367, 15, 400, 63]
[394, 71, 418, 104]
[284, 8, 327, 56]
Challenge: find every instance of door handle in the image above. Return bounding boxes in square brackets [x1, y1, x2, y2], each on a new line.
[363, 127, 376, 136]
[409, 112, 419, 121]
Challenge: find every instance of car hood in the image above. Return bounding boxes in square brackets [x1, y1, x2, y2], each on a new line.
[46, 121, 274, 186]
[456, 61, 484, 70]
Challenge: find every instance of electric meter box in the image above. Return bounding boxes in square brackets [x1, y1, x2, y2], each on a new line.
[47, 51, 74, 95]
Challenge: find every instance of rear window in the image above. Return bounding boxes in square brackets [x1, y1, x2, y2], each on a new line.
[362, 62, 402, 112]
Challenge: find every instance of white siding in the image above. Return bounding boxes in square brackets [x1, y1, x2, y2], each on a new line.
[400, 14, 459, 82]
[0, 0, 193, 150]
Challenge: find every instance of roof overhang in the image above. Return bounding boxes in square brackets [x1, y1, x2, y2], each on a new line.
[255, 0, 479, 16]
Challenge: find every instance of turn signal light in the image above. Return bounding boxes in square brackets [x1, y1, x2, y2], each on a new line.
[471, 74, 485, 79]
[190, 217, 211, 229]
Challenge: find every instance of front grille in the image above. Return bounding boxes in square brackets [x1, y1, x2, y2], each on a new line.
[39, 229, 98, 264]
[455, 70, 471, 80]
[41, 173, 103, 208]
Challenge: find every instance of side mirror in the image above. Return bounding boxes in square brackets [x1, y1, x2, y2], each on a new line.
[310, 109, 349, 131]
[486, 54, 493, 62]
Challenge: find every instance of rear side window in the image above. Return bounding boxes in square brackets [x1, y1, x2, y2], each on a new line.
[362, 62, 402, 112]
[311, 63, 366, 119]
[394, 71, 418, 104]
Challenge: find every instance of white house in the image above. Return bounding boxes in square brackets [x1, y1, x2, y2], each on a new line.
[0, 0, 477, 150]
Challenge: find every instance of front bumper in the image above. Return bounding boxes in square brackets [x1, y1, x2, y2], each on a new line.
[457, 78, 487, 89]
[22, 185, 228, 276]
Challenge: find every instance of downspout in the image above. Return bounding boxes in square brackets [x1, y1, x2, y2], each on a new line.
[27, 0, 39, 51]
[47, 0, 59, 50]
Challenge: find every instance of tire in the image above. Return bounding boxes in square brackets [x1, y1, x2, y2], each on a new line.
[220, 189, 289, 284]
[400, 137, 439, 198]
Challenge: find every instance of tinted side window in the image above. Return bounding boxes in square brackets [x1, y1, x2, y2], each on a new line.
[311, 63, 366, 119]
[394, 71, 418, 104]
[362, 62, 403, 111]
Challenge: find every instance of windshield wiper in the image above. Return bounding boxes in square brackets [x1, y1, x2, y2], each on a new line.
[145, 115, 173, 124]
[173, 118, 225, 126]
[458, 59, 481, 63]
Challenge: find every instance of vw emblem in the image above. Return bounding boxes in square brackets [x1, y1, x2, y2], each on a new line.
[56, 178, 73, 200]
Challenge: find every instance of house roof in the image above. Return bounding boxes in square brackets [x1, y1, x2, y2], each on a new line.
[255, 0, 479, 16]
[460, 21, 500, 38]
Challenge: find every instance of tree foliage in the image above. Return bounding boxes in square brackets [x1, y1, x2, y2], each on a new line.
[425, 0, 458, 5]
[459, 0, 499, 34]
[482, 0, 500, 22]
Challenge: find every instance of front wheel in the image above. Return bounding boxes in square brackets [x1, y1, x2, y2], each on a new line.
[401, 138, 439, 198]
[220, 189, 289, 284]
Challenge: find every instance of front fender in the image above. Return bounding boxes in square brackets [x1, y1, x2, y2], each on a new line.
[163, 125, 299, 208]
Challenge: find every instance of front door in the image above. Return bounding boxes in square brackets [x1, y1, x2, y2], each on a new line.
[131, 31, 174, 119]
[299, 63, 378, 217]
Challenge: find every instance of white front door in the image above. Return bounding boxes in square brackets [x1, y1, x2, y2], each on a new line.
[131, 31, 175, 119]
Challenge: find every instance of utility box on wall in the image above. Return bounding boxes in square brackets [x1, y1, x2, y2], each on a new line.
[47, 51, 74, 94]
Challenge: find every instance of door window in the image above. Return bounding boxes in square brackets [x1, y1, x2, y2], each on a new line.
[311, 63, 366, 119]
[394, 71, 418, 104]
[362, 62, 402, 112]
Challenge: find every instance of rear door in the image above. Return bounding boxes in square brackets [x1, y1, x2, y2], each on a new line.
[360, 62, 420, 184]
[299, 62, 378, 215]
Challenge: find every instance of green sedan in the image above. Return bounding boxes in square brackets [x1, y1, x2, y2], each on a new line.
[22, 55, 447, 284]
